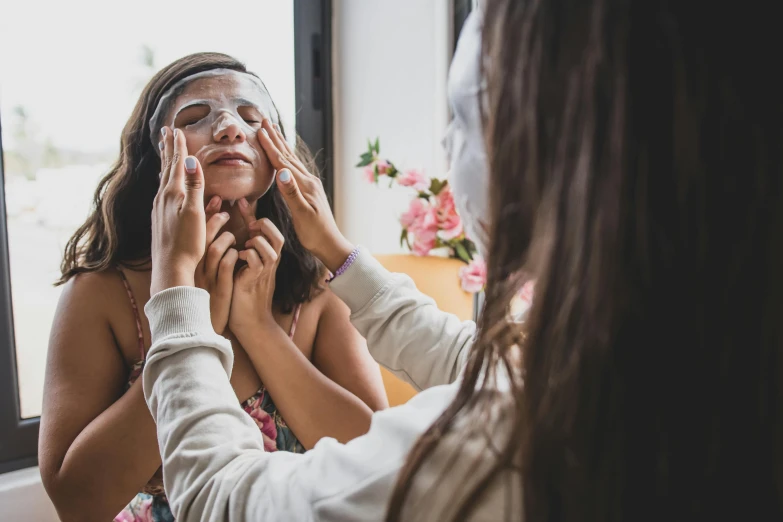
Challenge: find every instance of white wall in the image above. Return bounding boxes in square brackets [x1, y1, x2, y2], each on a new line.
[0, 467, 58, 521]
[333, 0, 453, 253]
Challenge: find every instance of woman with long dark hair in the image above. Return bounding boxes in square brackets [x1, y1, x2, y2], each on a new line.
[141, 1, 783, 520]
[38, 52, 387, 522]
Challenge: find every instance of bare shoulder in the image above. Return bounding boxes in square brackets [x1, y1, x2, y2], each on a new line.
[309, 285, 350, 321]
[54, 270, 139, 363]
[57, 270, 125, 319]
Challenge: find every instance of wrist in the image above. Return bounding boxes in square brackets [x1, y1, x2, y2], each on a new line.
[314, 235, 355, 274]
[150, 266, 196, 296]
[233, 316, 281, 345]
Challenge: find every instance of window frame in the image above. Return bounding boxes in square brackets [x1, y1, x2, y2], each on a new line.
[0, 0, 333, 474]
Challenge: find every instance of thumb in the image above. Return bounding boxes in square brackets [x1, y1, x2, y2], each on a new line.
[276, 169, 309, 213]
[183, 156, 205, 206]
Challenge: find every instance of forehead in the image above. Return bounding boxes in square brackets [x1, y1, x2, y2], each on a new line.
[172, 74, 274, 113]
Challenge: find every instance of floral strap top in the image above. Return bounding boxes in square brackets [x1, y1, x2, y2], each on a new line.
[116, 269, 304, 521]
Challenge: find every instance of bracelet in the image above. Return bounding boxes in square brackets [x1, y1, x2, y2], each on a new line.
[327, 247, 360, 283]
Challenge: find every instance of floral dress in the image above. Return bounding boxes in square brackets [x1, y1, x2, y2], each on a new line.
[114, 270, 305, 522]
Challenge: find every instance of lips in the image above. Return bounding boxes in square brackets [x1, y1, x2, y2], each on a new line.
[210, 151, 252, 166]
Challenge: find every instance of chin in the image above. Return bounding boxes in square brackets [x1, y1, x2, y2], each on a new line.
[204, 180, 275, 204]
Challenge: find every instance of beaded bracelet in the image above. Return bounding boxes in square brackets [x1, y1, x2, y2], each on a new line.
[327, 247, 360, 283]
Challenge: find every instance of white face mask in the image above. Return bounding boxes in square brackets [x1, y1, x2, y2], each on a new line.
[443, 10, 491, 258]
[148, 69, 280, 155]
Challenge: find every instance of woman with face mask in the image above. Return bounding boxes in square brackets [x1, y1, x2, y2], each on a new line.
[38, 53, 389, 522]
[142, 0, 783, 520]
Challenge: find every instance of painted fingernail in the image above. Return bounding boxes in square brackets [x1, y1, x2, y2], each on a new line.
[173, 129, 179, 138]
[158, 141, 164, 151]
[185, 156, 197, 173]
[278, 169, 291, 183]
[220, 212, 230, 220]
[161, 128, 167, 138]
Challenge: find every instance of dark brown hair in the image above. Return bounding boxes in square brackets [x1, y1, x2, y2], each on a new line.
[59, 52, 323, 313]
[389, 1, 783, 520]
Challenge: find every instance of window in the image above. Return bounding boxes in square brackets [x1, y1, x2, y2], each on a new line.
[0, 0, 332, 474]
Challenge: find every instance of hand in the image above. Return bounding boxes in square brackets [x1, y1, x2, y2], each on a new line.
[257, 119, 354, 273]
[194, 196, 238, 335]
[150, 127, 206, 296]
[228, 203, 286, 341]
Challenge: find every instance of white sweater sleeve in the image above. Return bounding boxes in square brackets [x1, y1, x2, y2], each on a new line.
[329, 247, 476, 390]
[142, 286, 456, 522]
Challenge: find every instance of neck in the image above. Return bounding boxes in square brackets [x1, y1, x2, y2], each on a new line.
[221, 198, 259, 246]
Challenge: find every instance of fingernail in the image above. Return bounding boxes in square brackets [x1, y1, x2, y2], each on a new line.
[278, 169, 291, 183]
[173, 129, 179, 138]
[261, 128, 269, 137]
[238, 198, 249, 209]
[158, 141, 164, 151]
[161, 128, 167, 138]
[220, 212, 230, 220]
[185, 156, 197, 173]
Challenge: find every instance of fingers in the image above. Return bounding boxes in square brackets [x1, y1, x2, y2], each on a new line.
[262, 119, 291, 157]
[205, 195, 222, 221]
[246, 235, 278, 266]
[257, 120, 308, 178]
[275, 167, 310, 214]
[248, 218, 285, 254]
[205, 231, 237, 281]
[217, 247, 239, 293]
[237, 198, 256, 233]
[169, 128, 187, 189]
[239, 248, 262, 270]
[205, 209, 229, 245]
[159, 127, 174, 187]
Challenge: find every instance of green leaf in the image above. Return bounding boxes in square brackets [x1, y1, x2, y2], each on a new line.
[374, 137, 380, 154]
[399, 228, 408, 248]
[429, 178, 447, 195]
[374, 163, 380, 182]
[455, 242, 471, 263]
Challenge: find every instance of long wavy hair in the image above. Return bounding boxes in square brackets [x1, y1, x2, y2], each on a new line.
[388, 0, 783, 520]
[59, 52, 323, 313]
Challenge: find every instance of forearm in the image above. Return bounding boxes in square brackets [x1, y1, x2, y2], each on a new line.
[238, 324, 373, 449]
[330, 247, 476, 389]
[46, 381, 160, 522]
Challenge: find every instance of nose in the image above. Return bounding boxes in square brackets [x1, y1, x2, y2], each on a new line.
[212, 112, 246, 144]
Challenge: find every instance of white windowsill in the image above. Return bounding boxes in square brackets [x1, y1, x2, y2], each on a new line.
[0, 467, 59, 521]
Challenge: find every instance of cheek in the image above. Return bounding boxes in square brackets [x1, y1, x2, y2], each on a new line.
[182, 127, 211, 158]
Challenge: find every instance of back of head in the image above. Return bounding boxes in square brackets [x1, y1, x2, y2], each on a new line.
[480, 0, 783, 520]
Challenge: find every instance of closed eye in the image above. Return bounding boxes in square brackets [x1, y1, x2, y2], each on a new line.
[174, 105, 210, 128]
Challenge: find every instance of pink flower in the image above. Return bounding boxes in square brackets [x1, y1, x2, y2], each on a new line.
[248, 406, 278, 452]
[397, 168, 429, 191]
[363, 165, 376, 183]
[459, 258, 487, 293]
[376, 159, 391, 176]
[411, 226, 437, 256]
[435, 187, 464, 240]
[400, 198, 428, 228]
